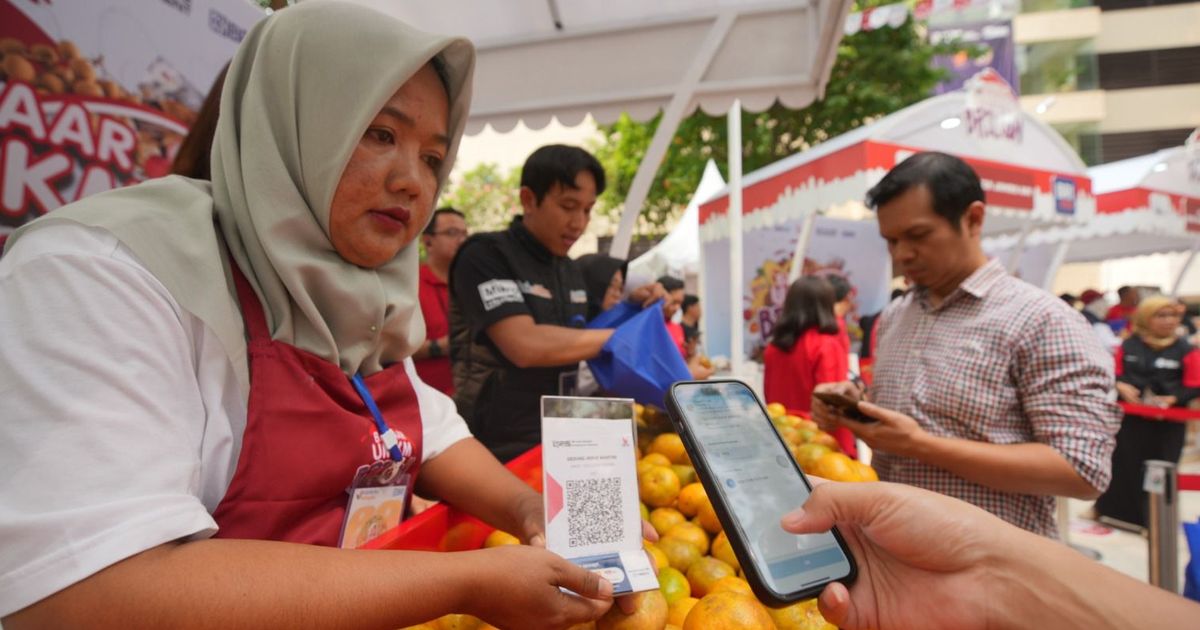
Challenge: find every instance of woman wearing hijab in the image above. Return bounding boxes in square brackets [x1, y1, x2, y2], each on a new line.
[577, 253, 627, 321]
[0, 4, 615, 627]
[1093, 296, 1200, 529]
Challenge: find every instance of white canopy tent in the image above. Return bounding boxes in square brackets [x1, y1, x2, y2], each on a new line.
[349, 0, 853, 258]
[985, 130, 1200, 294]
[625, 159, 725, 287]
[696, 70, 1094, 364]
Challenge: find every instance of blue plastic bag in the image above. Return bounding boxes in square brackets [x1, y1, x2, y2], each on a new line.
[1185, 519, 1200, 602]
[587, 301, 691, 407]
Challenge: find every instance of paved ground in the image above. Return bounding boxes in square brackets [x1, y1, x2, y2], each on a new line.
[1065, 428, 1199, 592]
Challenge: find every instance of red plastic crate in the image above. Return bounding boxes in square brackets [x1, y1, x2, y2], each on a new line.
[361, 446, 543, 551]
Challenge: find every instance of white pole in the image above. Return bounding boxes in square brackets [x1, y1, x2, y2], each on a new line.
[1043, 241, 1070, 293]
[608, 13, 735, 259]
[786, 211, 820, 284]
[1171, 242, 1200, 297]
[728, 99, 744, 377]
[1006, 222, 1035, 274]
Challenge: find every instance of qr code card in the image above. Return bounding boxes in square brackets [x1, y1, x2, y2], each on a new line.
[541, 397, 658, 594]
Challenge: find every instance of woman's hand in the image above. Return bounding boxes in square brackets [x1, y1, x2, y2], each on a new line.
[511, 489, 547, 547]
[781, 481, 1006, 630]
[464, 546, 613, 629]
[1151, 395, 1177, 408]
[688, 354, 714, 380]
[1115, 382, 1140, 404]
[627, 282, 666, 309]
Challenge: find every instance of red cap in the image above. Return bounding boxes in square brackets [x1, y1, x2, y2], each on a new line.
[1080, 289, 1103, 305]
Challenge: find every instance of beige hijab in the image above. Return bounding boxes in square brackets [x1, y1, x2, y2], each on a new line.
[5, 1, 475, 398]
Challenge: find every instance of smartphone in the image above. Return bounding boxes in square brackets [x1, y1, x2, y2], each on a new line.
[665, 380, 856, 606]
[812, 391, 876, 423]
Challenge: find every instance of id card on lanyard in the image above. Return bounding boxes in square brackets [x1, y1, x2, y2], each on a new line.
[338, 373, 416, 549]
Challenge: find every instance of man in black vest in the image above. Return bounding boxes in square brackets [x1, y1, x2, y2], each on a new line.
[449, 145, 660, 461]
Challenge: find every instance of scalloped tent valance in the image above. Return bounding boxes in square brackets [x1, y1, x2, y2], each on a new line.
[354, 0, 850, 136]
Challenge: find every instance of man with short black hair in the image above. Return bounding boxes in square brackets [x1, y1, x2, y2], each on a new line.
[414, 207, 467, 395]
[680, 294, 701, 346]
[812, 151, 1119, 537]
[449, 145, 660, 461]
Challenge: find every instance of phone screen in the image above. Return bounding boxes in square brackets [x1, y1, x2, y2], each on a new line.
[672, 381, 853, 595]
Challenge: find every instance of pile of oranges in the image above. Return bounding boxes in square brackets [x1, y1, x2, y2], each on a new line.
[403, 401, 874, 629]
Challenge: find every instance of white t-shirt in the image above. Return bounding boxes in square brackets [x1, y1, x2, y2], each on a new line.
[0, 223, 472, 617]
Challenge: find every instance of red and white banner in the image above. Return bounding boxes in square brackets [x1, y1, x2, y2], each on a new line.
[0, 0, 263, 231]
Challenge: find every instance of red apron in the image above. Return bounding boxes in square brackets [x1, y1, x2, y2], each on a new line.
[212, 264, 423, 546]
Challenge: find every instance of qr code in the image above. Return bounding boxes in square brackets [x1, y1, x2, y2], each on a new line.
[566, 477, 623, 548]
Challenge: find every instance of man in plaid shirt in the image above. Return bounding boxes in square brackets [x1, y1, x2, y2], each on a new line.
[812, 152, 1120, 537]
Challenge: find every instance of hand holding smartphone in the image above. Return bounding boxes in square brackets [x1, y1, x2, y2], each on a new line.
[665, 381, 856, 606]
[812, 390, 876, 423]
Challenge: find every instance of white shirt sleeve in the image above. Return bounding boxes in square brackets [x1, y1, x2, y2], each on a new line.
[405, 358, 472, 461]
[0, 226, 217, 617]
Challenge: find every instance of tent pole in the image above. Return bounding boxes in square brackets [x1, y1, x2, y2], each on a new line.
[1043, 241, 1069, 293]
[1171, 243, 1199, 298]
[728, 99, 744, 377]
[1006, 222, 1034, 274]
[786, 211, 820, 284]
[609, 12, 735, 259]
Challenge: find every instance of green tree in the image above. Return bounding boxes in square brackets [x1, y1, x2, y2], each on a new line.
[441, 162, 522, 233]
[592, 5, 968, 233]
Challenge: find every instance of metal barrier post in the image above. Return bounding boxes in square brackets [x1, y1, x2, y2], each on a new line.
[1144, 460, 1178, 592]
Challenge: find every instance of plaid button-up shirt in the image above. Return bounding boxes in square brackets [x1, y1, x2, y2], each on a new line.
[871, 259, 1119, 537]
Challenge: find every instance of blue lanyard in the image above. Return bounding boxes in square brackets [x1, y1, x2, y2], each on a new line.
[350, 373, 405, 462]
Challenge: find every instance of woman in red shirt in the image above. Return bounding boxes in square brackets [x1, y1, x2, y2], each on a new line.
[763, 276, 853, 453]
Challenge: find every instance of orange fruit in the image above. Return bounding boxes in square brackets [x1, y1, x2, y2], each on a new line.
[639, 465, 682, 508]
[777, 426, 802, 446]
[792, 443, 832, 474]
[658, 567, 691, 605]
[696, 500, 723, 534]
[596, 589, 668, 630]
[435, 614, 484, 630]
[638, 448, 676, 475]
[707, 576, 752, 596]
[677, 483, 709, 518]
[853, 460, 879, 482]
[658, 535, 703, 573]
[651, 433, 691, 465]
[685, 557, 736, 598]
[482, 529, 519, 548]
[668, 596, 699, 627]
[672, 464, 698, 486]
[710, 531, 741, 572]
[810, 431, 841, 451]
[683, 591, 774, 629]
[645, 543, 670, 573]
[640, 502, 651, 522]
[651, 508, 688, 537]
[766, 598, 835, 630]
[765, 402, 787, 419]
[438, 522, 480, 552]
[813, 452, 859, 482]
[666, 521, 710, 555]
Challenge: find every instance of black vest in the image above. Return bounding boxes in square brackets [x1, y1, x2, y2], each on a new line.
[449, 218, 588, 461]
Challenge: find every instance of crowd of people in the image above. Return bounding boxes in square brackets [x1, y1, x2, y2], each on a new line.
[1, 3, 1198, 628]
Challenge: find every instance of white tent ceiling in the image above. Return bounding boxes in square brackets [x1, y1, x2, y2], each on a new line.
[352, 0, 851, 134]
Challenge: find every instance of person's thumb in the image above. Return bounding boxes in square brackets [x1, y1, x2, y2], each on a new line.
[780, 482, 882, 534]
[817, 582, 857, 629]
[855, 401, 890, 421]
[553, 562, 614, 625]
